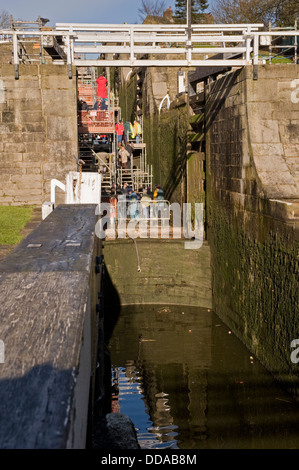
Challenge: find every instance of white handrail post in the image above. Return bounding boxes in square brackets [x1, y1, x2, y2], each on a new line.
[130, 26, 135, 67]
[186, 0, 192, 65]
[65, 31, 73, 79]
[253, 33, 259, 65]
[245, 27, 252, 64]
[51, 179, 66, 204]
[13, 31, 19, 79]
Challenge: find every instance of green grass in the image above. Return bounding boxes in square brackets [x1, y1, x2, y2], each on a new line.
[0, 206, 33, 245]
[257, 50, 293, 64]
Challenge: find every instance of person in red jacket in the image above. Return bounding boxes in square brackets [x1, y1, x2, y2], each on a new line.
[96, 74, 108, 99]
[115, 120, 125, 146]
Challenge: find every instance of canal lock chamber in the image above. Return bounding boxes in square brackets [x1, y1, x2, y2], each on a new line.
[91, 238, 299, 450]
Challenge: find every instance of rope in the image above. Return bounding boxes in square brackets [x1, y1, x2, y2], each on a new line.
[78, 162, 82, 203]
[130, 237, 141, 272]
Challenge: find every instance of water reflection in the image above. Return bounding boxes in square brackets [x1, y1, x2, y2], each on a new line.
[106, 305, 299, 449]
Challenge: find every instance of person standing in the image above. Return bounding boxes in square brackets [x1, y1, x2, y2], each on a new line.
[109, 187, 118, 229]
[133, 120, 142, 143]
[125, 141, 134, 170]
[100, 98, 108, 110]
[115, 120, 125, 147]
[96, 74, 108, 100]
[141, 188, 152, 219]
[124, 121, 132, 144]
[93, 99, 100, 110]
[118, 144, 130, 170]
[128, 188, 139, 219]
[153, 185, 164, 218]
[156, 185, 165, 219]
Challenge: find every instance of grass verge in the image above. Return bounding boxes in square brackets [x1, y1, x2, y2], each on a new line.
[0, 206, 34, 245]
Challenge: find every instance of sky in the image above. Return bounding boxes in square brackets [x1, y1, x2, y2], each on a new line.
[2, 0, 215, 27]
[2, 0, 177, 26]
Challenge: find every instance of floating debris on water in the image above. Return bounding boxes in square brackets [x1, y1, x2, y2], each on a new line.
[157, 306, 171, 314]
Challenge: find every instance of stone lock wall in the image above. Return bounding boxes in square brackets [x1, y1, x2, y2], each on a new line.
[103, 238, 212, 309]
[205, 65, 299, 398]
[0, 64, 78, 206]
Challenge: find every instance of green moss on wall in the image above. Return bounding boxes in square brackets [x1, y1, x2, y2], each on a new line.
[143, 105, 189, 202]
[208, 197, 299, 398]
[118, 74, 137, 123]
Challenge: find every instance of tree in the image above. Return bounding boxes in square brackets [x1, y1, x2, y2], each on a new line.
[138, 0, 167, 22]
[211, 0, 299, 27]
[174, 0, 209, 23]
[271, 0, 299, 27]
[0, 9, 10, 28]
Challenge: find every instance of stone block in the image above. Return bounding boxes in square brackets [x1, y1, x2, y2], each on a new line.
[255, 64, 299, 80]
[0, 186, 41, 197]
[21, 133, 46, 143]
[0, 167, 24, 175]
[285, 156, 299, 172]
[16, 160, 41, 170]
[22, 152, 44, 162]
[0, 195, 14, 203]
[1, 153, 22, 164]
[42, 89, 76, 117]
[0, 132, 21, 143]
[41, 74, 75, 90]
[9, 78, 40, 89]
[152, 82, 168, 99]
[13, 97, 42, 112]
[21, 123, 45, 133]
[249, 119, 280, 144]
[18, 64, 39, 76]
[39, 64, 76, 78]
[46, 116, 77, 141]
[258, 169, 296, 186]
[246, 78, 278, 103]
[6, 88, 41, 102]
[42, 163, 76, 181]
[10, 174, 43, 189]
[26, 168, 41, 175]
[279, 121, 299, 144]
[251, 143, 284, 157]
[13, 194, 43, 203]
[2, 111, 15, 123]
[253, 154, 290, 172]
[4, 142, 26, 153]
[16, 111, 44, 124]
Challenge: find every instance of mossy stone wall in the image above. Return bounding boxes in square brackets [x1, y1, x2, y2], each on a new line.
[143, 104, 189, 203]
[205, 66, 299, 398]
[118, 73, 137, 123]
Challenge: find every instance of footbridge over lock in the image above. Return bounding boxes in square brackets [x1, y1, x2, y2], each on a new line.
[2, 20, 299, 84]
[0, 22, 273, 78]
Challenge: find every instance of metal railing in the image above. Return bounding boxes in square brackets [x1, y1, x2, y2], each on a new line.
[115, 198, 170, 221]
[3, 23, 299, 77]
[77, 110, 114, 133]
[56, 22, 263, 67]
[117, 166, 153, 192]
[0, 23, 263, 76]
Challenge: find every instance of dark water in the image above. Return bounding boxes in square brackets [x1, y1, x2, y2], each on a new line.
[106, 305, 299, 449]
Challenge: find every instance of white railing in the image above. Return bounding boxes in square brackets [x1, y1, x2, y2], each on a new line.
[117, 199, 171, 221]
[56, 22, 264, 67]
[2, 23, 299, 74]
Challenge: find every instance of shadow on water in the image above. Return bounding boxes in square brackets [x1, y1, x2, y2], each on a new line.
[102, 266, 121, 344]
[104, 304, 299, 450]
